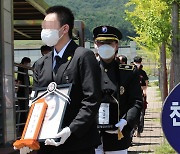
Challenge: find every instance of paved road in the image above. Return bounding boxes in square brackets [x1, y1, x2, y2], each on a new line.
[128, 86, 164, 154]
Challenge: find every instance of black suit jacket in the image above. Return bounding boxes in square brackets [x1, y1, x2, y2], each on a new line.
[33, 40, 102, 153]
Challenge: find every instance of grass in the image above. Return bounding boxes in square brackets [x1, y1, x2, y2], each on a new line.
[152, 86, 176, 154]
[150, 108, 162, 113]
[155, 140, 176, 154]
[152, 117, 160, 123]
[14, 40, 43, 49]
[148, 80, 159, 87]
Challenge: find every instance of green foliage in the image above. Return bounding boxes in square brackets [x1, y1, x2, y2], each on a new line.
[148, 80, 159, 87]
[29, 76, 33, 86]
[126, 0, 171, 42]
[44, 0, 136, 41]
[125, 0, 172, 61]
[129, 36, 160, 61]
[143, 65, 154, 76]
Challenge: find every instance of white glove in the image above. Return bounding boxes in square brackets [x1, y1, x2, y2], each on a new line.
[106, 119, 127, 134]
[14, 146, 32, 154]
[45, 127, 71, 146]
[29, 91, 35, 107]
[28, 100, 33, 107]
[115, 119, 127, 131]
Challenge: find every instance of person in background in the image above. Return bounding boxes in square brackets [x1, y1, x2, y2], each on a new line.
[15, 5, 102, 154]
[133, 56, 149, 137]
[32, 45, 52, 68]
[93, 25, 143, 154]
[17, 57, 31, 102]
[16, 57, 31, 134]
[40, 45, 52, 56]
[116, 55, 127, 64]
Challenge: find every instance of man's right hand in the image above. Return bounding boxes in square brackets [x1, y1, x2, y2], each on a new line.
[20, 147, 33, 154]
[14, 146, 33, 154]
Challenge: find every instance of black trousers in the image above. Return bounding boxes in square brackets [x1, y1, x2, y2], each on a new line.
[36, 146, 95, 154]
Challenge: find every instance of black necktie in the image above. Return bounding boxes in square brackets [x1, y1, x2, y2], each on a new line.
[54, 56, 62, 74]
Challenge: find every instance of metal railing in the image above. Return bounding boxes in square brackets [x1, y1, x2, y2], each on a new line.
[14, 63, 33, 138]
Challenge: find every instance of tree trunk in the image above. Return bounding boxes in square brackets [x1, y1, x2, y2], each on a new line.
[159, 42, 168, 102]
[169, 56, 175, 92]
[172, 1, 180, 87]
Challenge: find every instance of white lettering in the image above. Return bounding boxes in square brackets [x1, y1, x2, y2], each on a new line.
[170, 102, 180, 126]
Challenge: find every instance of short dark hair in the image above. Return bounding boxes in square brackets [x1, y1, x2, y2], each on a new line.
[119, 55, 127, 64]
[133, 56, 142, 63]
[41, 45, 52, 52]
[21, 57, 31, 64]
[46, 5, 74, 38]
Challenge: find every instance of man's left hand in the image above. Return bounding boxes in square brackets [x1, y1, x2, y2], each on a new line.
[45, 127, 71, 146]
[105, 119, 127, 134]
[115, 119, 127, 131]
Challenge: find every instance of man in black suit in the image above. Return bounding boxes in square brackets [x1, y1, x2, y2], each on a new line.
[93, 26, 143, 154]
[25, 5, 101, 154]
[133, 56, 149, 137]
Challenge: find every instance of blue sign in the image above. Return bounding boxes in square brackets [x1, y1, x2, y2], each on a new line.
[162, 83, 180, 153]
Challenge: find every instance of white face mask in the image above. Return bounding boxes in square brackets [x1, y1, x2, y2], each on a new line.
[98, 44, 116, 60]
[26, 63, 31, 67]
[134, 63, 141, 68]
[41, 28, 63, 47]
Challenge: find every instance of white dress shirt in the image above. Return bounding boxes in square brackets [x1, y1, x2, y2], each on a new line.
[53, 39, 71, 68]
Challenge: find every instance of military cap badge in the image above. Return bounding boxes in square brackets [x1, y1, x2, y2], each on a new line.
[102, 26, 107, 33]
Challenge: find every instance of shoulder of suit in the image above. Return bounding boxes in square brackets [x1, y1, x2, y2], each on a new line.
[119, 64, 134, 70]
[35, 52, 52, 65]
[75, 47, 94, 57]
[75, 47, 91, 53]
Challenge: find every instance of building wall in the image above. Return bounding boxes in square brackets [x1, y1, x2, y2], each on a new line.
[14, 49, 42, 65]
[118, 41, 137, 64]
[0, 0, 16, 146]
